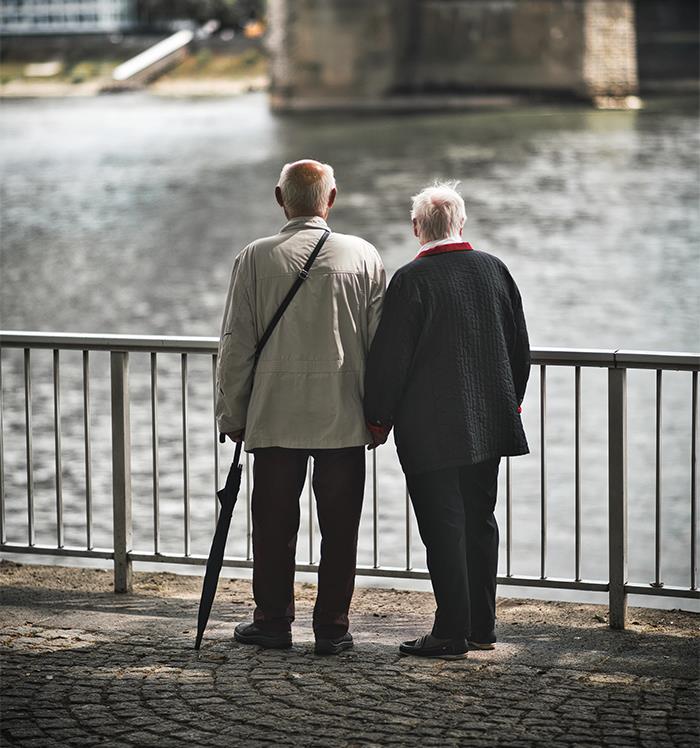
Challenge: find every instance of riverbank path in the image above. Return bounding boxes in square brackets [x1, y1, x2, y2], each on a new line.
[1, 561, 698, 747]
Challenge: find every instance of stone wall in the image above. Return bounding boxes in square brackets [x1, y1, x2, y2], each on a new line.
[268, 0, 410, 102]
[582, 0, 638, 96]
[268, 0, 640, 110]
[398, 0, 587, 94]
[635, 0, 700, 90]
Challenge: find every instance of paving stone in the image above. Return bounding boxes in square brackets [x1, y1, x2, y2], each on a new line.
[0, 562, 697, 747]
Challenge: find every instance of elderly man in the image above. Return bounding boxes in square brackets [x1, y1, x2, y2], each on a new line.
[364, 183, 530, 659]
[216, 159, 385, 655]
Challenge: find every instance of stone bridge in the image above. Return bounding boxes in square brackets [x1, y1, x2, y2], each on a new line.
[267, 0, 698, 111]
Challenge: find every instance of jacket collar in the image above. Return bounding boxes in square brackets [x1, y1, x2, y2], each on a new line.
[416, 240, 473, 259]
[280, 215, 330, 233]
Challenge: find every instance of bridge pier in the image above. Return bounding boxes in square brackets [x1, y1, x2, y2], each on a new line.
[268, 0, 639, 111]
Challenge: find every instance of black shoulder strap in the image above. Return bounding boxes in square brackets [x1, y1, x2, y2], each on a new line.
[254, 228, 330, 363]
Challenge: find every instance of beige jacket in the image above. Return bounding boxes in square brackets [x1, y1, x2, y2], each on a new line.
[216, 216, 386, 450]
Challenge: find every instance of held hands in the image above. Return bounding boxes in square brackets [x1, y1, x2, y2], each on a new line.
[222, 430, 245, 443]
[367, 422, 391, 451]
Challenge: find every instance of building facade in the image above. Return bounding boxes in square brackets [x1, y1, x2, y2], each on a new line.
[0, 0, 136, 34]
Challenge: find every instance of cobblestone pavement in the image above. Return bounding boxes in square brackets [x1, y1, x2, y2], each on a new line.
[1, 562, 698, 747]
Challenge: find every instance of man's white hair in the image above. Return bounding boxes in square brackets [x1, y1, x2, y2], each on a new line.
[411, 181, 467, 242]
[278, 160, 336, 216]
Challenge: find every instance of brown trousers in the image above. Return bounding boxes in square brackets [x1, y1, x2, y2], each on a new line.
[251, 446, 365, 639]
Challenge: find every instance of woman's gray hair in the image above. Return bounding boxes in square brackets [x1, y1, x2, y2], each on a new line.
[278, 160, 336, 216]
[411, 182, 467, 242]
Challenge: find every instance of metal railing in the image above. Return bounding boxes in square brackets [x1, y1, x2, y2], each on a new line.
[0, 331, 698, 628]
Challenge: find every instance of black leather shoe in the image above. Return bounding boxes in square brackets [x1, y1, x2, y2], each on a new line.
[234, 622, 292, 649]
[399, 634, 468, 659]
[314, 632, 353, 655]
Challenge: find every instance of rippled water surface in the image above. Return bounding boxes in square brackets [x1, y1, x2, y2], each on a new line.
[1, 93, 698, 596]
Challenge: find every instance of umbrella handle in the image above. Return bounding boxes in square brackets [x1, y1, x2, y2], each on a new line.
[219, 433, 243, 468]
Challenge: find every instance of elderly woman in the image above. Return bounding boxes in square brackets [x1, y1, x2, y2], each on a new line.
[364, 182, 530, 659]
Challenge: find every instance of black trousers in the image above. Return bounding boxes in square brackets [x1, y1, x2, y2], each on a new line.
[250, 446, 365, 639]
[406, 458, 500, 642]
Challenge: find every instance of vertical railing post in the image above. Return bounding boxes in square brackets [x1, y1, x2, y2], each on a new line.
[691, 371, 698, 591]
[540, 365, 547, 579]
[0, 348, 4, 546]
[111, 351, 132, 594]
[307, 457, 314, 564]
[372, 450, 378, 569]
[608, 366, 627, 629]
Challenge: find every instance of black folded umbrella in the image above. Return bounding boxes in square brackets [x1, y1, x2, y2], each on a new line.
[194, 437, 243, 650]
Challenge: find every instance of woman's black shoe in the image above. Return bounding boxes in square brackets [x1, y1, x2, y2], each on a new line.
[314, 632, 353, 655]
[399, 634, 468, 659]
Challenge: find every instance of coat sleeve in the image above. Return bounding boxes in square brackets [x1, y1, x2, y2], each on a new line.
[215, 249, 258, 434]
[364, 271, 422, 427]
[509, 282, 531, 405]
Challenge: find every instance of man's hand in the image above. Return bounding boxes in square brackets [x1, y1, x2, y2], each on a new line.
[367, 422, 391, 450]
[223, 430, 245, 443]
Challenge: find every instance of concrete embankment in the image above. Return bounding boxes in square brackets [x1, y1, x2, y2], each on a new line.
[1, 561, 698, 747]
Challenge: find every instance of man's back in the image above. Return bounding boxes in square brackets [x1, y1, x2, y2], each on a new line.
[217, 216, 385, 449]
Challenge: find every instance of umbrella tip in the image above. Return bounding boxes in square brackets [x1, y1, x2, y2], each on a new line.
[194, 636, 202, 650]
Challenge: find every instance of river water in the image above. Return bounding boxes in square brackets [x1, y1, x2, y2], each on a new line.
[1, 93, 698, 598]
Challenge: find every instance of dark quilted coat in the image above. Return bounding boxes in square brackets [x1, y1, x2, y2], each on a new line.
[364, 248, 530, 475]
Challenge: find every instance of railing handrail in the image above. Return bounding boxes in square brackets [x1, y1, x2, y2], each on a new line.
[0, 331, 220, 353]
[1, 331, 698, 370]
